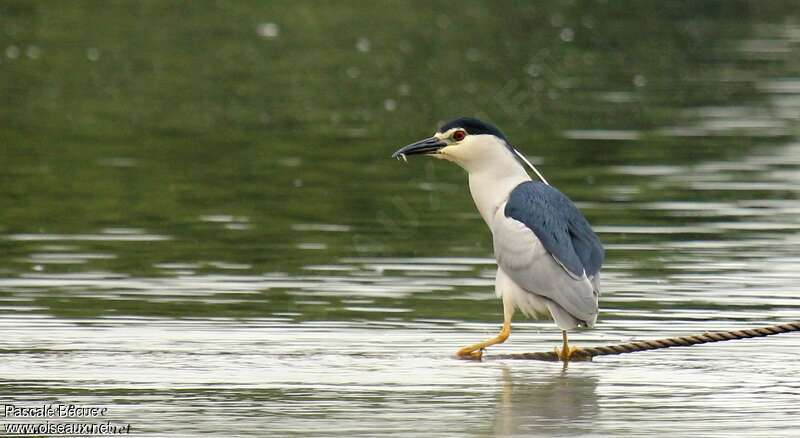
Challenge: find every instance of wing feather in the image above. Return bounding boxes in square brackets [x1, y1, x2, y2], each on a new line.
[492, 182, 604, 326]
[503, 182, 604, 278]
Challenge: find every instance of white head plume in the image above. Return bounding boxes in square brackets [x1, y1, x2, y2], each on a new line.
[512, 148, 549, 185]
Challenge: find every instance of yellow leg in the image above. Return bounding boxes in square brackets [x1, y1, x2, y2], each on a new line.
[456, 319, 510, 360]
[457, 297, 514, 360]
[555, 330, 579, 362]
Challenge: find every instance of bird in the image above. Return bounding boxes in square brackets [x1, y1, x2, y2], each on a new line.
[392, 117, 604, 361]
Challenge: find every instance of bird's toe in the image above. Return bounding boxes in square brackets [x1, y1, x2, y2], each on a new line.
[456, 348, 483, 361]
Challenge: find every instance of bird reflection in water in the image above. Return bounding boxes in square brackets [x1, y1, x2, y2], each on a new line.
[491, 366, 599, 436]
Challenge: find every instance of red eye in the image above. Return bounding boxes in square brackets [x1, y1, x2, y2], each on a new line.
[452, 130, 466, 141]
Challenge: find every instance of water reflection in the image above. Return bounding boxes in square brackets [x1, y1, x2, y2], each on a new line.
[492, 366, 599, 436]
[2, 1, 800, 436]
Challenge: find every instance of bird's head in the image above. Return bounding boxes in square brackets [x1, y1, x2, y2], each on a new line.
[392, 117, 548, 183]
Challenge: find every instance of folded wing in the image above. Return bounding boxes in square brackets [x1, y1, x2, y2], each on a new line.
[492, 181, 604, 326]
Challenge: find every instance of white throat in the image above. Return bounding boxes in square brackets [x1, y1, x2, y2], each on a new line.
[460, 141, 532, 227]
[469, 164, 530, 226]
[434, 134, 537, 227]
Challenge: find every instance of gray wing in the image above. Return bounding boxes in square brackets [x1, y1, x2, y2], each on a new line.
[492, 182, 604, 326]
[504, 181, 603, 278]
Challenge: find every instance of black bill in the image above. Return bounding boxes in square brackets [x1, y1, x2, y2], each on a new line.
[391, 137, 447, 160]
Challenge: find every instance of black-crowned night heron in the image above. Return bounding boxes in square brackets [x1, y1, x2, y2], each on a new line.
[392, 117, 604, 361]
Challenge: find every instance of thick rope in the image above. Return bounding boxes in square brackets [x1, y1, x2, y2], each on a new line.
[490, 320, 800, 362]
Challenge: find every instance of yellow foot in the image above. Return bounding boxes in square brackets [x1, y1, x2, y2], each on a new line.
[554, 345, 580, 362]
[456, 347, 483, 360]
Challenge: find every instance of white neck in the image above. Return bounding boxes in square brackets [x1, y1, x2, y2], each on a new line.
[466, 149, 531, 228]
[435, 134, 533, 228]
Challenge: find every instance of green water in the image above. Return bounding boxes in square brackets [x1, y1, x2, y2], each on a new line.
[2, 2, 800, 436]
